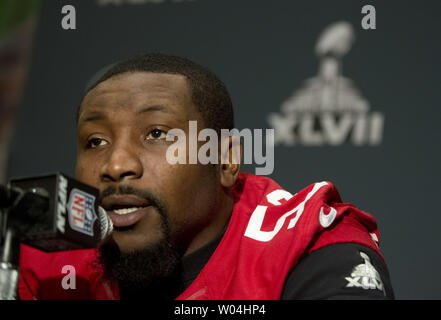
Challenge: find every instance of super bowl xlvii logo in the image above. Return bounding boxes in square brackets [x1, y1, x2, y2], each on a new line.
[345, 251, 386, 295]
[67, 189, 97, 236]
[268, 21, 384, 146]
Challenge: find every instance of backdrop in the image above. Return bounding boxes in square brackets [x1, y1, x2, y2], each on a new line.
[6, 0, 441, 299]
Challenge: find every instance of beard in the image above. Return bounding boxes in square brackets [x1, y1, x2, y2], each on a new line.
[96, 185, 182, 300]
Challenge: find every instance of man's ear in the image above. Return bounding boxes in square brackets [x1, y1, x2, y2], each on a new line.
[219, 136, 242, 188]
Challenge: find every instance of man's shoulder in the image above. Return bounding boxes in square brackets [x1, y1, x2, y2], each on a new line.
[233, 173, 381, 257]
[236, 172, 343, 204]
[236, 172, 348, 225]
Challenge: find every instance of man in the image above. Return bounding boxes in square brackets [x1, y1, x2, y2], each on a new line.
[18, 53, 394, 300]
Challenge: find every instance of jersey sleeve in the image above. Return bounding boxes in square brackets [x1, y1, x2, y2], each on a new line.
[281, 243, 395, 300]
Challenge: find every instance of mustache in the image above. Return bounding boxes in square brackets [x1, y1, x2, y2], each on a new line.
[98, 185, 167, 216]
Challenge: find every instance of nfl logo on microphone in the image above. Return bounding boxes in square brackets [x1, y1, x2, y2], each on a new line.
[67, 188, 97, 236]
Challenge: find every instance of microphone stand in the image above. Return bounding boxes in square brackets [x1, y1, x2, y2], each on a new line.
[0, 223, 20, 300]
[0, 186, 27, 300]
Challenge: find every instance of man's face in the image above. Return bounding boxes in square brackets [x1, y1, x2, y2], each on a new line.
[76, 72, 221, 257]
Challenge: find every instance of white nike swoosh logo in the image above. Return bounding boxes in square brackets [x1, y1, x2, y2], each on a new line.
[319, 206, 337, 228]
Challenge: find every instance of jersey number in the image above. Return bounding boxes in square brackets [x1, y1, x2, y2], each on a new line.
[244, 182, 328, 242]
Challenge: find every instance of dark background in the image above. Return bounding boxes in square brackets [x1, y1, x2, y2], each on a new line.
[5, 0, 441, 299]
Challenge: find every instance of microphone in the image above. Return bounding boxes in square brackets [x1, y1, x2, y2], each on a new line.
[0, 173, 113, 300]
[5, 172, 113, 252]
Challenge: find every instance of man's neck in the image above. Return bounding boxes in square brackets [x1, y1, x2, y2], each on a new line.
[181, 187, 233, 256]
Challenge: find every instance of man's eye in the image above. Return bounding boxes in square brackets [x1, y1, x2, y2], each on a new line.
[146, 129, 167, 140]
[86, 138, 108, 149]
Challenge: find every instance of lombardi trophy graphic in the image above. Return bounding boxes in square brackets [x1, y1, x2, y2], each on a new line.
[268, 21, 384, 146]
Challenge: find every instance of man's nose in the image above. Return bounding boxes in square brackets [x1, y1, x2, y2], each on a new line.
[100, 143, 143, 182]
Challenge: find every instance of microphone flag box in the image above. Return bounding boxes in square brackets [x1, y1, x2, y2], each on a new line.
[9, 172, 102, 252]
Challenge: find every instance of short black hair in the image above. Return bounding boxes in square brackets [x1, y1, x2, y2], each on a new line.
[80, 53, 234, 132]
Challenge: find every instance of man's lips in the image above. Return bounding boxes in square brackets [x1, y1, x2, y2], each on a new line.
[100, 195, 152, 228]
[106, 207, 152, 228]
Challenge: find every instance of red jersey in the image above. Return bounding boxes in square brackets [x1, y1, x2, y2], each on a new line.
[18, 172, 381, 300]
